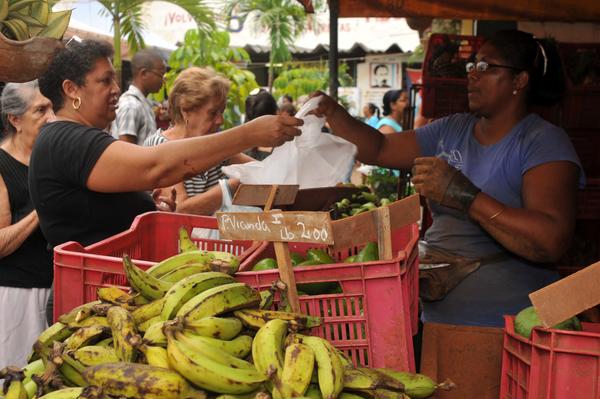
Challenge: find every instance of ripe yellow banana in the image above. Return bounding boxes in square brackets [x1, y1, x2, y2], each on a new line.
[161, 272, 235, 321]
[132, 297, 165, 325]
[305, 384, 324, 399]
[300, 335, 344, 399]
[234, 309, 322, 330]
[177, 282, 261, 322]
[72, 346, 119, 367]
[37, 322, 74, 347]
[23, 379, 37, 399]
[375, 369, 455, 399]
[173, 330, 255, 370]
[138, 344, 170, 369]
[63, 325, 109, 352]
[251, 319, 288, 388]
[106, 306, 141, 362]
[138, 315, 163, 333]
[4, 378, 27, 399]
[143, 320, 167, 346]
[342, 368, 381, 390]
[123, 255, 172, 300]
[159, 263, 213, 283]
[353, 389, 410, 399]
[166, 330, 265, 394]
[278, 343, 315, 398]
[182, 316, 243, 340]
[67, 315, 109, 329]
[38, 9, 70, 40]
[357, 368, 404, 392]
[179, 227, 198, 252]
[97, 286, 133, 305]
[22, 358, 45, 382]
[179, 332, 253, 359]
[58, 301, 101, 325]
[146, 251, 214, 278]
[37, 387, 84, 399]
[82, 362, 205, 399]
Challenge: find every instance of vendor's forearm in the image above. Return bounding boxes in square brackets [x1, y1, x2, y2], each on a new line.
[469, 194, 572, 263]
[327, 108, 386, 165]
[0, 211, 39, 258]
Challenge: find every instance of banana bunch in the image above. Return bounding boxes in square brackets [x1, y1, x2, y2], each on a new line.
[1, 226, 452, 399]
[0, 0, 71, 41]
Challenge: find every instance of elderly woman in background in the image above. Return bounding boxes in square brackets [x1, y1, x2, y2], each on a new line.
[30, 39, 302, 248]
[0, 81, 55, 366]
[144, 67, 254, 215]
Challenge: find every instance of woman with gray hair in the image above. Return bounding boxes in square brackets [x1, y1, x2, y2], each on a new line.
[0, 81, 55, 367]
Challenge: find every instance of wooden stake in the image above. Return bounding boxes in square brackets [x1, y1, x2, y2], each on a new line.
[374, 205, 393, 260]
[264, 185, 301, 313]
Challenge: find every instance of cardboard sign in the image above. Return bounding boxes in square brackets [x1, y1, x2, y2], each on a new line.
[216, 211, 334, 245]
[530, 260, 600, 327]
[233, 184, 299, 207]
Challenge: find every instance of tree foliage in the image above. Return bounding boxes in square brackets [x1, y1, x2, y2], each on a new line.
[273, 62, 354, 100]
[96, 0, 215, 85]
[155, 28, 259, 128]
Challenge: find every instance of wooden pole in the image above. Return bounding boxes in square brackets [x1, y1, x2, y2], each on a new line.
[328, 0, 339, 100]
[264, 185, 301, 313]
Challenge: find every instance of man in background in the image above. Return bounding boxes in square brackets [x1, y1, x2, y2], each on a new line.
[112, 49, 167, 144]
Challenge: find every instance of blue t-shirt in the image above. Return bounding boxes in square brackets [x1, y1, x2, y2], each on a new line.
[366, 115, 379, 128]
[415, 113, 584, 327]
[375, 117, 402, 132]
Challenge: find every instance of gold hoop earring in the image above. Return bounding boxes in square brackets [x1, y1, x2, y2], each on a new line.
[72, 97, 81, 110]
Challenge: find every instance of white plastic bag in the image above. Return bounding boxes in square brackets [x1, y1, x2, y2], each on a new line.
[191, 179, 261, 240]
[222, 96, 357, 189]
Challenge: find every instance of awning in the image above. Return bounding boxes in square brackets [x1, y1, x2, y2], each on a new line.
[297, 0, 600, 22]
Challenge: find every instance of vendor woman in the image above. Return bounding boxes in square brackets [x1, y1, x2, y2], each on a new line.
[313, 29, 584, 327]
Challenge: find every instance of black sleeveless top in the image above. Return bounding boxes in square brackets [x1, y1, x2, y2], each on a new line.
[0, 149, 52, 288]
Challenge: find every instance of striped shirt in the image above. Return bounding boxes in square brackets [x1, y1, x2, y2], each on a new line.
[143, 131, 226, 196]
[111, 85, 157, 145]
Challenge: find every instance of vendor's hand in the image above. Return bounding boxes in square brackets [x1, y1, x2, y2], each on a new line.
[309, 91, 343, 119]
[227, 178, 241, 195]
[411, 157, 480, 212]
[247, 114, 303, 147]
[152, 187, 177, 212]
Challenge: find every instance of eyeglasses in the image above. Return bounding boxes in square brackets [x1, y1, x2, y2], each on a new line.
[466, 61, 523, 73]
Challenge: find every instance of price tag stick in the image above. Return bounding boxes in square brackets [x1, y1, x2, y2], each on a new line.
[263, 185, 301, 313]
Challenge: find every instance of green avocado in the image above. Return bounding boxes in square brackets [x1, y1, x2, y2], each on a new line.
[252, 258, 278, 271]
[290, 252, 305, 266]
[514, 306, 582, 339]
[355, 242, 379, 263]
[306, 249, 335, 264]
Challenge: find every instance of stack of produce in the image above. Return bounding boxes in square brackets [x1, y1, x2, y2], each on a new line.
[513, 306, 582, 339]
[0, 229, 453, 399]
[250, 244, 379, 296]
[328, 187, 394, 220]
[0, 0, 71, 41]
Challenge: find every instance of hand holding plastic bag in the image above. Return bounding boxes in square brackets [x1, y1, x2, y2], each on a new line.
[222, 96, 357, 189]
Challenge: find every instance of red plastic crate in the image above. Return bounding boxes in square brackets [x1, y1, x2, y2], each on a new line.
[501, 315, 600, 399]
[235, 223, 419, 372]
[53, 212, 265, 321]
[421, 33, 486, 119]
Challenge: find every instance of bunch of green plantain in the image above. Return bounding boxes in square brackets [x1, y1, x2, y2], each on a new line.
[0, 0, 72, 41]
[0, 226, 452, 399]
[329, 187, 394, 220]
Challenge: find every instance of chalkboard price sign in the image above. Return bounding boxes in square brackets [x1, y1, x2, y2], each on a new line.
[216, 211, 334, 245]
